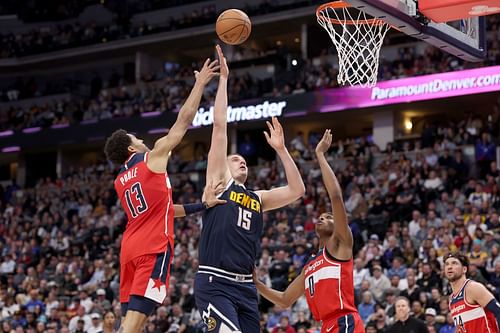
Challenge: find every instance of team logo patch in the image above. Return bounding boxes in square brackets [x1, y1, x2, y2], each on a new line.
[206, 317, 217, 331]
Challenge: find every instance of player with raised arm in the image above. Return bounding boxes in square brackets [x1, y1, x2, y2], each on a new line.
[445, 252, 500, 333]
[194, 45, 305, 333]
[104, 55, 221, 333]
[254, 130, 365, 333]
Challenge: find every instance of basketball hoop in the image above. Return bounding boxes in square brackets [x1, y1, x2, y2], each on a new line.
[316, 1, 391, 87]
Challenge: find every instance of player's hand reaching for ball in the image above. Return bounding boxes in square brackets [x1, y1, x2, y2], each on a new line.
[264, 117, 285, 152]
[315, 129, 332, 155]
[216, 45, 229, 79]
[194, 58, 220, 86]
[202, 180, 227, 208]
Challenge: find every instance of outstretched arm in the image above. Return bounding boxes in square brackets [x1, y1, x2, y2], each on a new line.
[206, 45, 231, 185]
[173, 181, 227, 217]
[148, 57, 219, 173]
[315, 130, 353, 249]
[253, 269, 305, 308]
[256, 117, 305, 212]
[467, 281, 500, 327]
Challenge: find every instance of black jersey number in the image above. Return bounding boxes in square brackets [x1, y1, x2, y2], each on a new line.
[125, 182, 148, 218]
[308, 276, 315, 296]
[453, 315, 466, 332]
[237, 207, 252, 230]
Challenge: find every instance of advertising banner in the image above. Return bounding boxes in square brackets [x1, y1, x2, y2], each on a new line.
[319, 65, 500, 112]
[2, 66, 500, 148]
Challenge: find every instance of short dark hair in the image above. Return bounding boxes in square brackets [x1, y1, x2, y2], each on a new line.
[445, 251, 469, 268]
[395, 296, 410, 306]
[104, 129, 132, 165]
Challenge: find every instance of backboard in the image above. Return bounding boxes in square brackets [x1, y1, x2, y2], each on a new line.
[342, 0, 487, 62]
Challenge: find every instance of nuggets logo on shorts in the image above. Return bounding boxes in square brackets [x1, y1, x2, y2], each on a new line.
[206, 317, 217, 331]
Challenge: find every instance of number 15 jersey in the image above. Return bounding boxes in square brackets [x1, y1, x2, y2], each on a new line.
[199, 179, 263, 275]
[115, 152, 174, 264]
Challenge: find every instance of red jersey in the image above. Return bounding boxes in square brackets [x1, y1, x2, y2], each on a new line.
[304, 248, 358, 322]
[115, 152, 174, 264]
[449, 279, 500, 333]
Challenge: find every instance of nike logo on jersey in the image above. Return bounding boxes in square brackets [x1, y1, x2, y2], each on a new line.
[326, 324, 335, 332]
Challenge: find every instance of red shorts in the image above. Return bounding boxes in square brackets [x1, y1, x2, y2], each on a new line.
[321, 313, 365, 333]
[120, 248, 172, 305]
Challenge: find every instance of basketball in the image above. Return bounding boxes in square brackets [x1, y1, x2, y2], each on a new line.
[216, 9, 251, 45]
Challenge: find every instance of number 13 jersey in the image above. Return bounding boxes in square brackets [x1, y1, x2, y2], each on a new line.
[115, 152, 174, 264]
[304, 248, 357, 322]
[199, 179, 263, 275]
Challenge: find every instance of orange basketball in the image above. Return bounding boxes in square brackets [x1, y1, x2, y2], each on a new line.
[216, 9, 251, 45]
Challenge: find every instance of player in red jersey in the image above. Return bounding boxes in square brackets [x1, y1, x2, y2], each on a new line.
[254, 129, 364, 333]
[104, 55, 221, 333]
[444, 252, 500, 333]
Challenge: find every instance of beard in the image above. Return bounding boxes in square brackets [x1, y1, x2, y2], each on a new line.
[446, 272, 462, 282]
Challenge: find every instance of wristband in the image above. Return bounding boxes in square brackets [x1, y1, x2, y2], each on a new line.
[183, 203, 206, 215]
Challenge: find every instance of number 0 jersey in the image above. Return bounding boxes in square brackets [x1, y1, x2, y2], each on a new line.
[198, 179, 263, 275]
[449, 279, 500, 333]
[304, 248, 358, 322]
[114, 152, 174, 264]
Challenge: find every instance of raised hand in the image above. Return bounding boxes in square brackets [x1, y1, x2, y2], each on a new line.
[216, 44, 228, 79]
[264, 117, 285, 152]
[194, 58, 220, 85]
[202, 180, 227, 208]
[315, 129, 332, 155]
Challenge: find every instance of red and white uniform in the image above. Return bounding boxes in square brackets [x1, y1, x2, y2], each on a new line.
[304, 248, 364, 333]
[449, 279, 499, 333]
[115, 152, 174, 304]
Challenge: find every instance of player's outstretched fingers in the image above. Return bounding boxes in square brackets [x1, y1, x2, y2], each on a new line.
[208, 59, 219, 69]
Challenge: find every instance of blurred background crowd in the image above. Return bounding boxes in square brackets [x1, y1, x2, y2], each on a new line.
[1, 104, 499, 332]
[0, 10, 498, 132]
[1, 1, 500, 333]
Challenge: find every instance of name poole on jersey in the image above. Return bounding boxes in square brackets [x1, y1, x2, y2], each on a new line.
[119, 167, 138, 185]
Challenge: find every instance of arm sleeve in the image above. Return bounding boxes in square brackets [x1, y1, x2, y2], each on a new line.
[486, 299, 500, 327]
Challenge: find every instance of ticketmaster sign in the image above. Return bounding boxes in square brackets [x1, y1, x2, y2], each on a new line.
[192, 101, 287, 127]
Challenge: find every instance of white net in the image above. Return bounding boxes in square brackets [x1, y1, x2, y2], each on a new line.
[317, 2, 391, 87]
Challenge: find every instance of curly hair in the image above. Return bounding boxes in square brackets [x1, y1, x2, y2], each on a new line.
[104, 129, 132, 165]
[444, 251, 469, 269]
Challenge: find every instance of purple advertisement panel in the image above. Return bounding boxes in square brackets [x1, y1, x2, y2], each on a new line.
[319, 65, 500, 113]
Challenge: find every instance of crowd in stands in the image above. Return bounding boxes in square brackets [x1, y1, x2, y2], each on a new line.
[0, 105, 499, 333]
[0, 0, 325, 59]
[1, 11, 498, 130]
[2, 0, 498, 61]
[1, 1, 215, 22]
[2, 36, 500, 132]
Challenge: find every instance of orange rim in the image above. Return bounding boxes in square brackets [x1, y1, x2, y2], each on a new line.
[316, 1, 387, 26]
